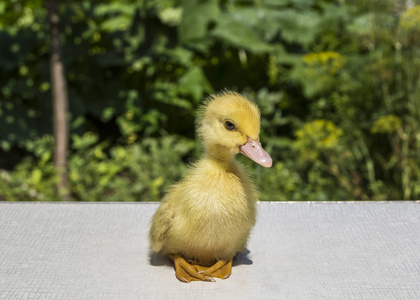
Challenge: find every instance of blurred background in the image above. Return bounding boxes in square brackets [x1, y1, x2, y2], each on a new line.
[1, 0, 419, 201]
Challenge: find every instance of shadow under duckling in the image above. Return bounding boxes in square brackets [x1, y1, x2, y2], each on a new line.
[149, 91, 272, 282]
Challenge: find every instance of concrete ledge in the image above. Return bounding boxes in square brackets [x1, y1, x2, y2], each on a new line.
[0, 202, 419, 299]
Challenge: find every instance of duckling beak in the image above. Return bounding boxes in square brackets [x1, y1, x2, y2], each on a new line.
[239, 138, 272, 168]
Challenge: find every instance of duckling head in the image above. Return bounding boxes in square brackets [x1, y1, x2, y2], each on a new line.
[198, 91, 272, 168]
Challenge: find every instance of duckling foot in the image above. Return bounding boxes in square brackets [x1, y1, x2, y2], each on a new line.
[197, 260, 233, 280]
[168, 254, 215, 283]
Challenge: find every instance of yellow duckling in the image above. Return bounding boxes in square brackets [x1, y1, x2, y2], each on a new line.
[149, 91, 272, 282]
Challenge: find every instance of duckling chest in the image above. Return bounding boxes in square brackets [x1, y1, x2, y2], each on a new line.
[184, 170, 256, 231]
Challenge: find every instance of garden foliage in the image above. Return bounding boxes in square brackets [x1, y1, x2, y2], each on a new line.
[1, 0, 420, 201]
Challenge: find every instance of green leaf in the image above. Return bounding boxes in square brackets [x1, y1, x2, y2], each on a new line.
[163, 47, 193, 66]
[212, 16, 273, 53]
[0, 140, 11, 151]
[177, 67, 212, 102]
[275, 9, 321, 46]
[94, 3, 134, 17]
[31, 169, 42, 185]
[100, 16, 131, 32]
[158, 7, 183, 26]
[347, 13, 394, 36]
[263, 0, 289, 7]
[178, 0, 220, 43]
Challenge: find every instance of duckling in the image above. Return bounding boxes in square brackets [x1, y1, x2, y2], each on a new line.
[149, 91, 272, 282]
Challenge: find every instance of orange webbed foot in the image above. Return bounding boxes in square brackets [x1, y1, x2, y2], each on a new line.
[168, 254, 215, 283]
[196, 260, 233, 280]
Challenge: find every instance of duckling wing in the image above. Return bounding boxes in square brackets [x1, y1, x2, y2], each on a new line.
[149, 200, 174, 253]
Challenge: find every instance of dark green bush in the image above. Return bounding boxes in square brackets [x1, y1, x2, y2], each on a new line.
[1, 0, 420, 201]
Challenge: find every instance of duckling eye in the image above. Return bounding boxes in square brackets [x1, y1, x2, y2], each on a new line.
[224, 121, 236, 131]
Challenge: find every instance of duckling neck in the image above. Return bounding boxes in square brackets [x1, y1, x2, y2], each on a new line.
[204, 144, 235, 170]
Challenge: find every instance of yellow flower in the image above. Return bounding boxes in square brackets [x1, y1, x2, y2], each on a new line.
[399, 5, 420, 32]
[303, 51, 345, 75]
[294, 119, 343, 160]
[371, 115, 402, 134]
[127, 133, 138, 144]
[125, 110, 134, 120]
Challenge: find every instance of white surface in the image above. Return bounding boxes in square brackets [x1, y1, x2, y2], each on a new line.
[0, 202, 419, 299]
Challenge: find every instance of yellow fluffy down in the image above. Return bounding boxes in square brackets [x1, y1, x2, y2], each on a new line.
[149, 92, 260, 267]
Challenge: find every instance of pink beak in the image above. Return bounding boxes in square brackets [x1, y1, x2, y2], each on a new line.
[239, 138, 272, 168]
